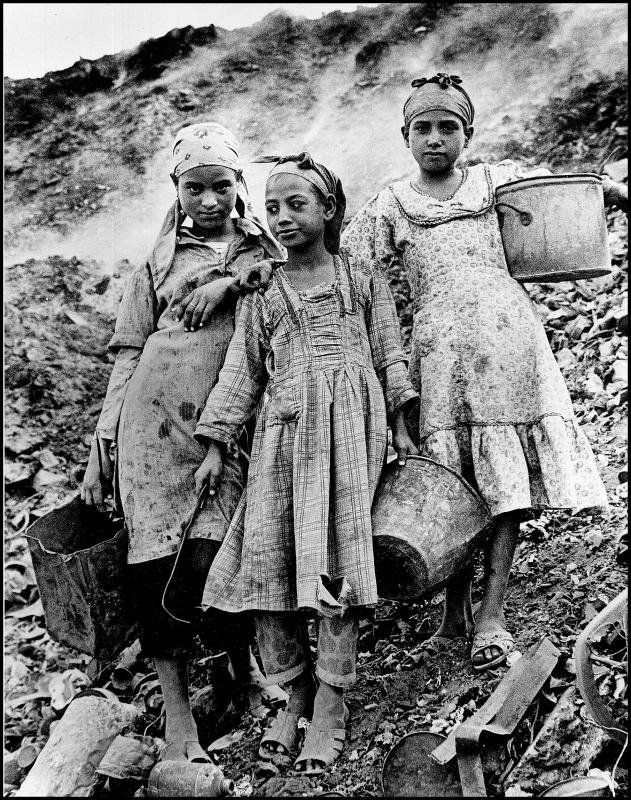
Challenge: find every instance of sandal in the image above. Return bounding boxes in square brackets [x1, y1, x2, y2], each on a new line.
[258, 709, 301, 760]
[159, 739, 213, 763]
[470, 629, 514, 672]
[247, 682, 289, 718]
[292, 706, 349, 776]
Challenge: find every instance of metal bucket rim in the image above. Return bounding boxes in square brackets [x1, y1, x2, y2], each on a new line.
[537, 774, 612, 797]
[26, 524, 127, 558]
[386, 455, 491, 516]
[381, 731, 454, 797]
[496, 172, 603, 196]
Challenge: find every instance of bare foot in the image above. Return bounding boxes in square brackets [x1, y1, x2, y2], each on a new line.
[163, 714, 201, 761]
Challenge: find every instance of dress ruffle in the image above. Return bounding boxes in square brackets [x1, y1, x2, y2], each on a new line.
[420, 415, 609, 517]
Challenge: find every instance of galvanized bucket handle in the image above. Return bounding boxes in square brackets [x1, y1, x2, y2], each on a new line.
[494, 202, 533, 227]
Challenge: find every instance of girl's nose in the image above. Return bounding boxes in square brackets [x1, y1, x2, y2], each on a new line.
[201, 192, 218, 209]
[278, 206, 293, 223]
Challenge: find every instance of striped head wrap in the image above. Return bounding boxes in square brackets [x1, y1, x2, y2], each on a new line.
[403, 73, 475, 129]
[259, 152, 347, 254]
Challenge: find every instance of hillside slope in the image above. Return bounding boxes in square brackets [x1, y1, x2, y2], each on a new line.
[4, 2, 627, 267]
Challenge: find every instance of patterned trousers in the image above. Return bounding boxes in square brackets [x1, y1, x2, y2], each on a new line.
[255, 611, 359, 689]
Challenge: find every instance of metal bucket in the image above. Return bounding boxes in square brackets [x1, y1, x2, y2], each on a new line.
[538, 776, 612, 797]
[371, 456, 491, 601]
[381, 732, 462, 797]
[26, 494, 140, 661]
[495, 173, 611, 282]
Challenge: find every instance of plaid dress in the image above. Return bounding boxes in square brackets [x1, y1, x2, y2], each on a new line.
[195, 254, 417, 614]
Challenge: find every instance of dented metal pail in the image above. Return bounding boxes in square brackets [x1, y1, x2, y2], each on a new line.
[381, 732, 462, 797]
[495, 173, 612, 282]
[371, 456, 491, 601]
[26, 494, 140, 661]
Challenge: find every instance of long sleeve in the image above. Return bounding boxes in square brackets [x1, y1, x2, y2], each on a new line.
[95, 346, 142, 439]
[108, 263, 158, 352]
[365, 266, 418, 419]
[195, 293, 270, 445]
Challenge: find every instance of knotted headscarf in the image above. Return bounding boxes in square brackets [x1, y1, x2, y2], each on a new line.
[259, 152, 346, 254]
[403, 73, 475, 130]
[149, 122, 282, 289]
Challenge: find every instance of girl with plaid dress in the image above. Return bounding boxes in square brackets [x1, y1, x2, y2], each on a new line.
[194, 153, 418, 773]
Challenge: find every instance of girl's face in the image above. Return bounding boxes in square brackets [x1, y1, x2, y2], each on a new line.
[174, 165, 238, 233]
[404, 109, 473, 174]
[265, 174, 334, 251]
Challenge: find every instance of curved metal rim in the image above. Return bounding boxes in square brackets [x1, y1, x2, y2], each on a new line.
[381, 731, 458, 797]
[495, 172, 603, 195]
[384, 454, 492, 516]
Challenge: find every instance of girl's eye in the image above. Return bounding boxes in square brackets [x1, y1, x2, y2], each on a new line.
[265, 205, 278, 214]
[290, 201, 305, 210]
[187, 186, 202, 195]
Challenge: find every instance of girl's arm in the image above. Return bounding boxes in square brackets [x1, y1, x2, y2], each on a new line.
[602, 176, 628, 213]
[364, 264, 419, 464]
[82, 263, 157, 508]
[194, 291, 270, 453]
[175, 260, 283, 331]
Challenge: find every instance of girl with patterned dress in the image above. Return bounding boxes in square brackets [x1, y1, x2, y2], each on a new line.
[81, 123, 285, 761]
[193, 153, 418, 773]
[342, 74, 626, 672]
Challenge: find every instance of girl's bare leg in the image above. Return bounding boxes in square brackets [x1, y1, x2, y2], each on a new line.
[471, 510, 520, 667]
[433, 562, 475, 639]
[154, 656, 199, 758]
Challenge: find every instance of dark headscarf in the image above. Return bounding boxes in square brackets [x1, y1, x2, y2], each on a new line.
[259, 152, 346, 254]
[403, 73, 475, 130]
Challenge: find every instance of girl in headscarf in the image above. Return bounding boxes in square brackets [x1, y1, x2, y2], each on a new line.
[81, 122, 285, 762]
[193, 153, 418, 773]
[342, 74, 627, 672]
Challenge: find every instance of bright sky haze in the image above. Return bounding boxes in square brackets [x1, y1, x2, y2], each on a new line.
[4, 3, 381, 79]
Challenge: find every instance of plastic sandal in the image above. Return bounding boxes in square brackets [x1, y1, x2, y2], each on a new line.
[292, 706, 349, 776]
[258, 710, 301, 760]
[470, 629, 514, 672]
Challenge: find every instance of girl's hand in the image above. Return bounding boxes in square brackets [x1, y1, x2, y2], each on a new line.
[176, 277, 237, 331]
[603, 177, 628, 214]
[194, 441, 224, 496]
[392, 410, 419, 467]
[238, 259, 284, 295]
[81, 437, 113, 512]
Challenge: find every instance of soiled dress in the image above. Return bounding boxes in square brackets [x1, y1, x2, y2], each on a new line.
[105, 218, 278, 564]
[342, 160, 608, 518]
[195, 254, 417, 614]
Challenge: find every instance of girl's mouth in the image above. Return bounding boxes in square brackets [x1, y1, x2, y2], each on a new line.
[277, 229, 300, 238]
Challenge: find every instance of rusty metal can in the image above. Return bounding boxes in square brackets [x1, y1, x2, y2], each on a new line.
[147, 761, 234, 797]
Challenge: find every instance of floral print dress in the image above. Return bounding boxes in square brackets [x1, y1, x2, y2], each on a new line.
[195, 254, 417, 615]
[342, 161, 608, 518]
